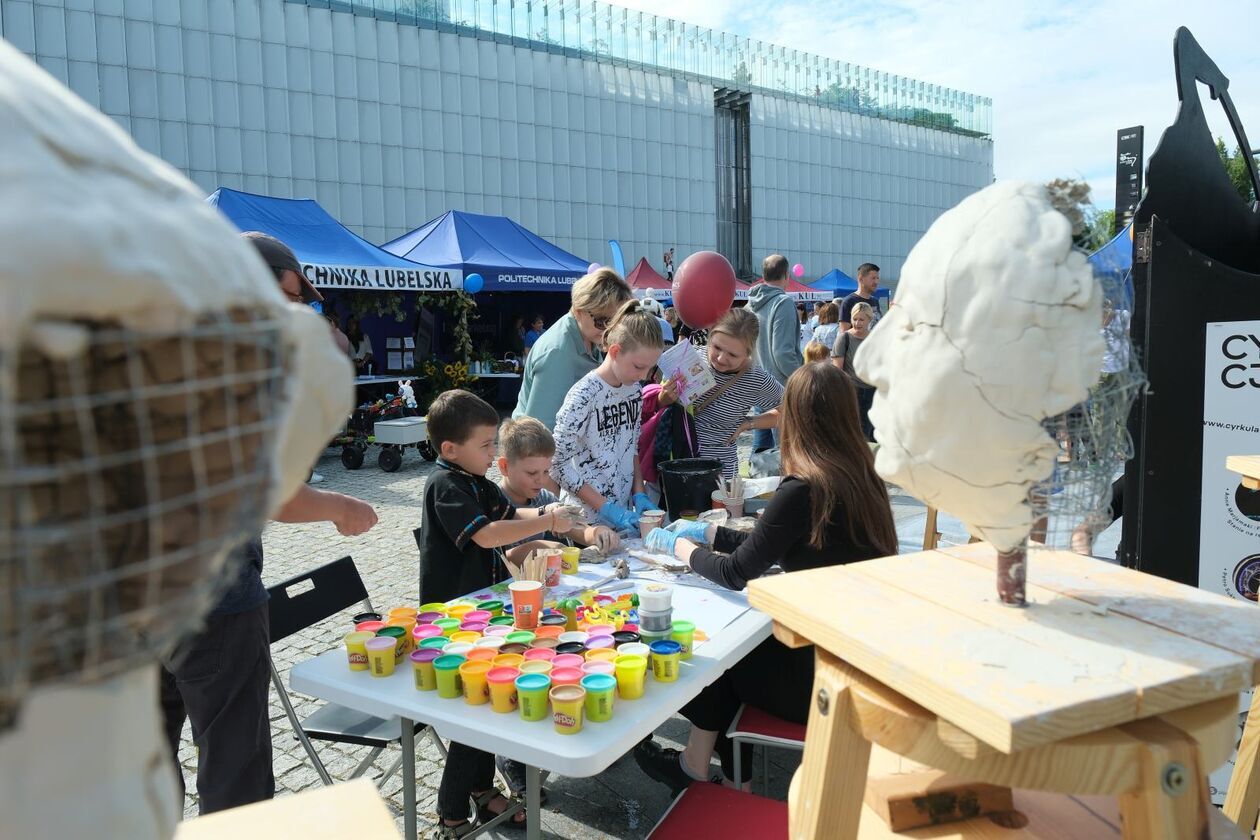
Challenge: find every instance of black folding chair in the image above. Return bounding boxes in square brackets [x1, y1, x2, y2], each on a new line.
[268, 556, 446, 788]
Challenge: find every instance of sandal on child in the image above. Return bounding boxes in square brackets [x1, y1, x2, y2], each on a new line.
[430, 819, 479, 839]
[472, 788, 527, 830]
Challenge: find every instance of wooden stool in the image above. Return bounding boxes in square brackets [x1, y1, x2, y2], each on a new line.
[749, 544, 1260, 839]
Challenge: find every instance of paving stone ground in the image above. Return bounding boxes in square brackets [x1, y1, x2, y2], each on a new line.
[172, 439, 1122, 837]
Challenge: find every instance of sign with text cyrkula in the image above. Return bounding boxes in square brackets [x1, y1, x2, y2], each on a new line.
[1200, 320, 1260, 803]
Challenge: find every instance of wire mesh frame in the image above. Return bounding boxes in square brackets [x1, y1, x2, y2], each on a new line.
[0, 310, 291, 727]
[1027, 266, 1146, 554]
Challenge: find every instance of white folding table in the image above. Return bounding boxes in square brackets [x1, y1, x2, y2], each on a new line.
[290, 562, 771, 840]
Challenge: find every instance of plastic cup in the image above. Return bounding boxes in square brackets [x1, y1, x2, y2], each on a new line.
[476, 600, 504, 617]
[344, 631, 375, 671]
[500, 643, 529, 655]
[584, 648, 618, 664]
[419, 602, 448, 616]
[442, 642, 474, 658]
[530, 637, 560, 651]
[612, 631, 641, 647]
[581, 673, 617, 722]
[488, 615, 516, 627]
[533, 625, 563, 640]
[486, 667, 521, 713]
[434, 617, 462, 637]
[582, 661, 615, 677]
[355, 620, 386, 634]
[585, 635, 615, 651]
[516, 674, 552, 722]
[352, 611, 383, 626]
[446, 603, 474, 621]
[670, 621, 696, 660]
[474, 636, 507, 650]
[459, 660, 492, 705]
[650, 640, 683, 682]
[465, 647, 497, 663]
[419, 636, 451, 651]
[365, 637, 397, 677]
[417, 610, 445, 625]
[558, 631, 589, 646]
[508, 580, 544, 629]
[434, 654, 465, 698]
[450, 631, 482, 645]
[460, 621, 488, 635]
[551, 667, 584, 687]
[637, 609, 674, 633]
[560, 546, 581, 575]
[505, 630, 536, 646]
[551, 654, 585, 670]
[523, 647, 556, 662]
[464, 610, 493, 625]
[639, 583, 673, 612]
[519, 660, 553, 676]
[376, 626, 407, 663]
[411, 648, 441, 690]
[613, 654, 648, 699]
[617, 642, 651, 661]
[484, 625, 512, 638]
[550, 685, 586, 734]
[542, 549, 564, 587]
[585, 624, 615, 637]
[492, 653, 526, 669]
[638, 509, 665, 539]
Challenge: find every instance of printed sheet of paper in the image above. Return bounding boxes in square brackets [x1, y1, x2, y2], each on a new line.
[656, 341, 715, 406]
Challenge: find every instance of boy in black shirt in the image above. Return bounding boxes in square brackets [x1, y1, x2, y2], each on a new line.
[417, 390, 573, 836]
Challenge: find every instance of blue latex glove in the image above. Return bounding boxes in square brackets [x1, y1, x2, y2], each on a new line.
[631, 492, 654, 514]
[644, 527, 679, 554]
[644, 520, 711, 554]
[598, 500, 639, 532]
[666, 519, 711, 544]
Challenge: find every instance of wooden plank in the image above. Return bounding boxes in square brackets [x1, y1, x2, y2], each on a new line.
[1116, 717, 1211, 840]
[751, 566, 1166, 752]
[855, 789, 1120, 838]
[941, 543, 1260, 682]
[1226, 455, 1260, 484]
[173, 779, 400, 840]
[864, 771, 1013, 831]
[1223, 690, 1260, 835]
[852, 553, 1250, 725]
[789, 650, 870, 840]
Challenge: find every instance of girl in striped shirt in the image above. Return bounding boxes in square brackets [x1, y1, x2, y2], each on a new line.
[658, 308, 783, 479]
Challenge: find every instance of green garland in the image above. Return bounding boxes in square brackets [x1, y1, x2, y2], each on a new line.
[334, 290, 477, 362]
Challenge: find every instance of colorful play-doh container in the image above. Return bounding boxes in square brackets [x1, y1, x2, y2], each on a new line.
[670, 620, 696, 660]
[434, 654, 465, 698]
[523, 647, 556, 662]
[639, 583, 673, 612]
[539, 613, 568, 628]
[414, 623, 445, 642]
[558, 630, 589, 646]
[560, 545, 581, 575]
[450, 631, 482, 645]
[442, 642, 474, 658]
[614, 654, 647, 699]
[585, 635, 615, 651]
[533, 625, 563, 640]
[433, 617, 462, 637]
[445, 603, 474, 621]
[516, 674, 552, 722]
[585, 624, 615, 637]
[463, 610, 493, 625]
[344, 631, 375, 671]
[500, 643, 530, 655]
[612, 631, 641, 647]
[411, 648, 441, 690]
[419, 636, 451, 651]
[476, 599, 504, 617]
[474, 636, 507, 650]
[581, 673, 616, 722]
[617, 642, 651, 661]
[355, 620, 387, 634]
[551, 667, 583, 687]
[459, 621, 488, 635]
[352, 611, 383, 626]
[488, 615, 516, 627]
[530, 637, 560, 651]
[550, 685, 585, 734]
[582, 661, 615, 677]
[650, 640, 682, 682]
[487, 667, 521, 713]
[388, 619, 417, 655]
[518, 660, 552, 676]
[504, 630, 536, 646]
[484, 625, 512, 638]
[417, 610, 445, 625]
[492, 653, 526, 669]
[551, 654, 585, 670]
[376, 625, 407, 663]
[508, 580, 544, 629]
[465, 647, 498, 663]
[584, 648, 618, 664]
[459, 660, 492, 705]
[555, 642, 586, 656]
[388, 607, 418, 620]
[365, 636, 397, 677]
[419, 602, 448, 616]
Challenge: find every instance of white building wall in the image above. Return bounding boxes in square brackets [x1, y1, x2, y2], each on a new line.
[1, 0, 991, 282]
[750, 94, 993, 283]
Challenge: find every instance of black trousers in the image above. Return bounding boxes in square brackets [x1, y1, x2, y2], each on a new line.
[438, 743, 497, 820]
[856, 386, 875, 441]
[680, 636, 814, 782]
[159, 603, 274, 815]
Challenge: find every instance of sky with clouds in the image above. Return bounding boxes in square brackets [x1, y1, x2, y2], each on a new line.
[611, 0, 1259, 212]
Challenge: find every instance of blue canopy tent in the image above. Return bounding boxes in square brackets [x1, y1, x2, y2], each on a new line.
[808, 268, 891, 300]
[1088, 223, 1134, 282]
[208, 187, 463, 292]
[381, 211, 589, 292]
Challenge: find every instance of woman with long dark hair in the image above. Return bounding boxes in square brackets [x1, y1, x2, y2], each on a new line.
[635, 362, 898, 791]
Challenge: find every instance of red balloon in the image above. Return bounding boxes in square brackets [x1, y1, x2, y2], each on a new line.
[671, 251, 736, 330]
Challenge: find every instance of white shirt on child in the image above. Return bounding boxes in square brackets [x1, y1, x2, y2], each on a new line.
[551, 370, 643, 519]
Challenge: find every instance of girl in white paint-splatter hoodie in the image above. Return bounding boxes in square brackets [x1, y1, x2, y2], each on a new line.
[551, 299, 665, 532]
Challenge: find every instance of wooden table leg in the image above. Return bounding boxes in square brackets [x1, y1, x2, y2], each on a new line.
[922, 506, 940, 551]
[1117, 717, 1210, 840]
[789, 650, 871, 840]
[1224, 689, 1260, 835]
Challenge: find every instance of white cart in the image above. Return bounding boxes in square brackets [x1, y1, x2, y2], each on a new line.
[370, 416, 431, 472]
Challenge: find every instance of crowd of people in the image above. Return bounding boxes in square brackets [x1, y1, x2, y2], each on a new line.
[171, 233, 895, 837]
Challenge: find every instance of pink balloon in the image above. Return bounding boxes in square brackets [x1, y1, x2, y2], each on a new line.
[792, 263, 804, 277]
[588, 262, 601, 273]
